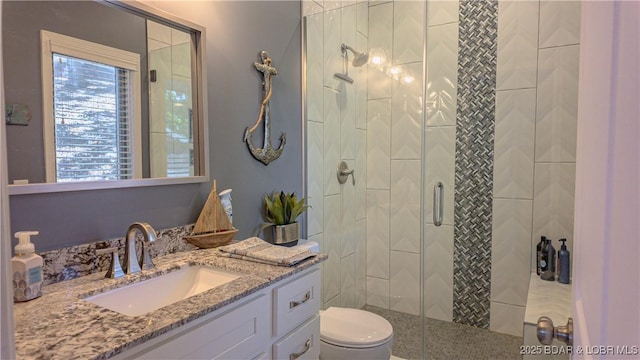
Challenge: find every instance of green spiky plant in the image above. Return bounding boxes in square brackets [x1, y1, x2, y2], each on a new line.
[261, 191, 310, 230]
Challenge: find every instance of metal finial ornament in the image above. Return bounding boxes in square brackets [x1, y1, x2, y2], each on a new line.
[243, 51, 286, 165]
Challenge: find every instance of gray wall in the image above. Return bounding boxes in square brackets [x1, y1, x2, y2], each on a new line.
[8, 1, 302, 251]
[3, 1, 149, 183]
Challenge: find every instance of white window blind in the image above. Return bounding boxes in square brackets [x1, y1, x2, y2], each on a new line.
[52, 54, 134, 182]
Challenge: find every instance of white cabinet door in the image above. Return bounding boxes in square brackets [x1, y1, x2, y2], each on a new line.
[130, 294, 270, 359]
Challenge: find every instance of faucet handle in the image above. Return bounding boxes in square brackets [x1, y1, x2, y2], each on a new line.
[139, 244, 155, 271]
[96, 247, 125, 279]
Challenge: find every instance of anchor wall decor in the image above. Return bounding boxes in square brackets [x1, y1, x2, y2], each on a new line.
[243, 50, 286, 165]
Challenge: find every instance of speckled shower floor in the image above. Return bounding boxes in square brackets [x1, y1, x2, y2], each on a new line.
[363, 305, 524, 360]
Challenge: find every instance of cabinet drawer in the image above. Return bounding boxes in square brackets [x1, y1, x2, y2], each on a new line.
[273, 315, 320, 360]
[273, 268, 321, 338]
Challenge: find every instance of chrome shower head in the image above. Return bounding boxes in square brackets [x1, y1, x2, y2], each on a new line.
[341, 44, 369, 67]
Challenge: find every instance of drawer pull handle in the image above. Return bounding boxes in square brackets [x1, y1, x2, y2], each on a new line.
[289, 339, 312, 360]
[289, 290, 312, 309]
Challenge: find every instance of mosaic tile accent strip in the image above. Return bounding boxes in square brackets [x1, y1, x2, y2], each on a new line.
[452, 0, 498, 329]
[40, 224, 197, 285]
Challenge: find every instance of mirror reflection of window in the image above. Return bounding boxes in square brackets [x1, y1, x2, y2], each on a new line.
[41, 30, 142, 183]
[147, 20, 194, 178]
[52, 54, 135, 182]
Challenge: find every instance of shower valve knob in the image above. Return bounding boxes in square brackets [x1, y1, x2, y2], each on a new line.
[337, 161, 355, 185]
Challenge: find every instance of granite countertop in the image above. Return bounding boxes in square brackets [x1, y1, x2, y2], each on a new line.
[524, 272, 573, 326]
[13, 248, 327, 360]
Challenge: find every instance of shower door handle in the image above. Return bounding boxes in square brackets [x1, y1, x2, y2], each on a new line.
[433, 182, 444, 226]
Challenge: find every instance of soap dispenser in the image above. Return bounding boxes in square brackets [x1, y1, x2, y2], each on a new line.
[11, 231, 44, 302]
[557, 238, 571, 284]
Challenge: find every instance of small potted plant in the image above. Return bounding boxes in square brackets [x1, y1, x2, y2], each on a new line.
[262, 191, 310, 246]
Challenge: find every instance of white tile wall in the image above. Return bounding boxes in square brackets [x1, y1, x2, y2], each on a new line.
[324, 0, 342, 12]
[366, 276, 390, 308]
[323, 195, 342, 303]
[341, 254, 356, 308]
[355, 32, 368, 130]
[494, 89, 536, 199]
[496, 0, 539, 90]
[356, 1, 368, 37]
[424, 224, 454, 321]
[538, 0, 581, 48]
[307, 121, 324, 236]
[390, 160, 421, 253]
[303, 0, 324, 17]
[426, 0, 458, 27]
[532, 163, 576, 271]
[339, 6, 357, 161]
[490, 302, 526, 337]
[491, 0, 580, 337]
[355, 219, 367, 308]
[392, 1, 424, 65]
[391, 62, 423, 160]
[366, 190, 390, 279]
[355, 129, 367, 220]
[535, 45, 580, 163]
[306, 1, 369, 314]
[426, 22, 458, 127]
[342, 4, 357, 51]
[306, 14, 325, 123]
[324, 87, 341, 195]
[491, 198, 533, 306]
[324, 293, 342, 310]
[366, 99, 391, 189]
[341, 170, 356, 258]
[367, 3, 393, 99]
[323, 8, 342, 89]
[340, 87, 356, 161]
[390, 251, 421, 315]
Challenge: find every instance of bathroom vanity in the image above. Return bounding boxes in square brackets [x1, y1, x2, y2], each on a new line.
[13, 249, 326, 359]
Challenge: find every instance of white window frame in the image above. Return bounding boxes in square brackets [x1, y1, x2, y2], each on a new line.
[40, 30, 142, 182]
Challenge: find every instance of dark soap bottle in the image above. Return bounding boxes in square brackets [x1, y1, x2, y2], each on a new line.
[557, 238, 571, 284]
[536, 236, 546, 275]
[541, 238, 556, 281]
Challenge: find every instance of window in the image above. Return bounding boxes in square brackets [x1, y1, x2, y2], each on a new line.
[41, 30, 142, 182]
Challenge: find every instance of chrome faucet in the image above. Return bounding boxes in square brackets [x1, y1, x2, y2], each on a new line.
[123, 222, 158, 274]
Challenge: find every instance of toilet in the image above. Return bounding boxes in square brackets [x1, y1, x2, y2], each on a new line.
[292, 240, 395, 359]
[319, 307, 394, 359]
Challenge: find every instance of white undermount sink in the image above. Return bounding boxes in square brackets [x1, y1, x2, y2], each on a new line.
[85, 265, 241, 316]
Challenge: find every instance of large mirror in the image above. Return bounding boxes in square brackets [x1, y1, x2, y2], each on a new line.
[2, 0, 207, 194]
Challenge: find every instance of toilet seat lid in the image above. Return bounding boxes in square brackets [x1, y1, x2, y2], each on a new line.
[320, 307, 393, 348]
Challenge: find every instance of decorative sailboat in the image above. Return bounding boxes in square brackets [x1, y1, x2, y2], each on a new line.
[184, 180, 238, 248]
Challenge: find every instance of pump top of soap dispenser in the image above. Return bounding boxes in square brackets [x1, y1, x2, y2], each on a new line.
[14, 231, 39, 255]
[559, 238, 567, 249]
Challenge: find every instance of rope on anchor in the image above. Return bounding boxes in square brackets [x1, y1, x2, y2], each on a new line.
[247, 52, 276, 135]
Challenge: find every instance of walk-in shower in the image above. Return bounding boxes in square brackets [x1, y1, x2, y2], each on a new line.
[334, 43, 368, 83]
[305, 0, 580, 358]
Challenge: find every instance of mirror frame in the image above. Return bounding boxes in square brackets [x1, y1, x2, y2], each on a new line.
[7, 0, 209, 195]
